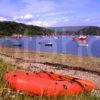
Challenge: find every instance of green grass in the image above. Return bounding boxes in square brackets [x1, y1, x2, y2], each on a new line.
[0, 58, 100, 100]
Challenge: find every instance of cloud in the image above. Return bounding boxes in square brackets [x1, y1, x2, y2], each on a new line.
[31, 20, 49, 27]
[21, 0, 56, 14]
[25, 20, 57, 27]
[85, 18, 91, 22]
[24, 14, 33, 19]
[44, 11, 69, 16]
[64, 19, 69, 22]
[0, 0, 27, 16]
[0, 0, 56, 16]
[13, 14, 33, 21]
[0, 16, 7, 21]
[12, 13, 57, 27]
[0, 0, 100, 26]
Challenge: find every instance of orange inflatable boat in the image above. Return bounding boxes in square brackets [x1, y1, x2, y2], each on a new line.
[3, 70, 96, 96]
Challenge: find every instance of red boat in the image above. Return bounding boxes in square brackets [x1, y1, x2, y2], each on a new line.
[72, 35, 87, 41]
[3, 70, 96, 96]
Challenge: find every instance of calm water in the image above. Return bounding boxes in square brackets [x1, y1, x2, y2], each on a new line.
[0, 36, 100, 58]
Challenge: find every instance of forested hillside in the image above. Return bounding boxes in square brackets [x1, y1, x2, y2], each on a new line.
[49, 26, 100, 35]
[0, 21, 53, 37]
[0, 21, 100, 37]
[78, 26, 100, 35]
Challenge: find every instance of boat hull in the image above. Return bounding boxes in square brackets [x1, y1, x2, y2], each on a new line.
[3, 70, 96, 96]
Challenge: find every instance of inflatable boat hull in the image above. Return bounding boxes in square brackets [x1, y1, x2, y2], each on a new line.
[3, 71, 96, 96]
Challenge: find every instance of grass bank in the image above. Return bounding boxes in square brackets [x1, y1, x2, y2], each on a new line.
[0, 59, 100, 100]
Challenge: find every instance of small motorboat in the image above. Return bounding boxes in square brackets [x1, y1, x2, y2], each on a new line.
[54, 36, 58, 39]
[78, 43, 89, 47]
[38, 41, 42, 44]
[13, 43, 22, 47]
[45, 42, 53, 46]
[3, 70, 96, 96]
[95, 36, 100, 39]
[72, 35, 87, 41]
[78, 35, 87, 41]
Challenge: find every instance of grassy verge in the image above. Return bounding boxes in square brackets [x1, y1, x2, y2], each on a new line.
[0, 59, 100, 100]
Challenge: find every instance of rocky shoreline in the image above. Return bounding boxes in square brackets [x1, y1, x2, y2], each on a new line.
[0, 46, 100, 72]
[0, 46, 100, 96]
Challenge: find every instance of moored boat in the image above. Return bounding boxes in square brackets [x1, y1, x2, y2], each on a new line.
[72, 35, 87, 41]
[45, 42, 53, 46]
[78, 43, 88, 47]
[13, 43, 22, 47]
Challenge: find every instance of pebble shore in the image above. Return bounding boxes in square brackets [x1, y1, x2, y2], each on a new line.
[0, 46, 100, 96]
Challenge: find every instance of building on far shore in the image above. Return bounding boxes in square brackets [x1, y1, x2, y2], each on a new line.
[11, 34, 23, 38]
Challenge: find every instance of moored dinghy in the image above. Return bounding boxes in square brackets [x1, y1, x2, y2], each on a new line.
[3, 70, 96, 96]
[72, 35, 87, 41]
[45, 42, 53, 46]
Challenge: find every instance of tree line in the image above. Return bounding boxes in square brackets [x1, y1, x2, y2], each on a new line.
[0, 21, 53, 37]
[0, 21, 100, 37]
[77, 26, 100, 35]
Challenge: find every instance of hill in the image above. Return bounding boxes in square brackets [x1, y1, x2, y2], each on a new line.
[48, 26, 100, 35]
[78, 26, 100, 35]
[49, 26, 85, 32]
[0, 21, 53, 37]
[0, 21, 100, 37]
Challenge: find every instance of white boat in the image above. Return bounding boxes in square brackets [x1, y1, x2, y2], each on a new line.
[54, 36, 58, 39]
[95, 36, 100, 38]
[78, 43, 88, 47]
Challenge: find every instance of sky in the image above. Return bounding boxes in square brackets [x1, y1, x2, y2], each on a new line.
[0, 0, 100, 27]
